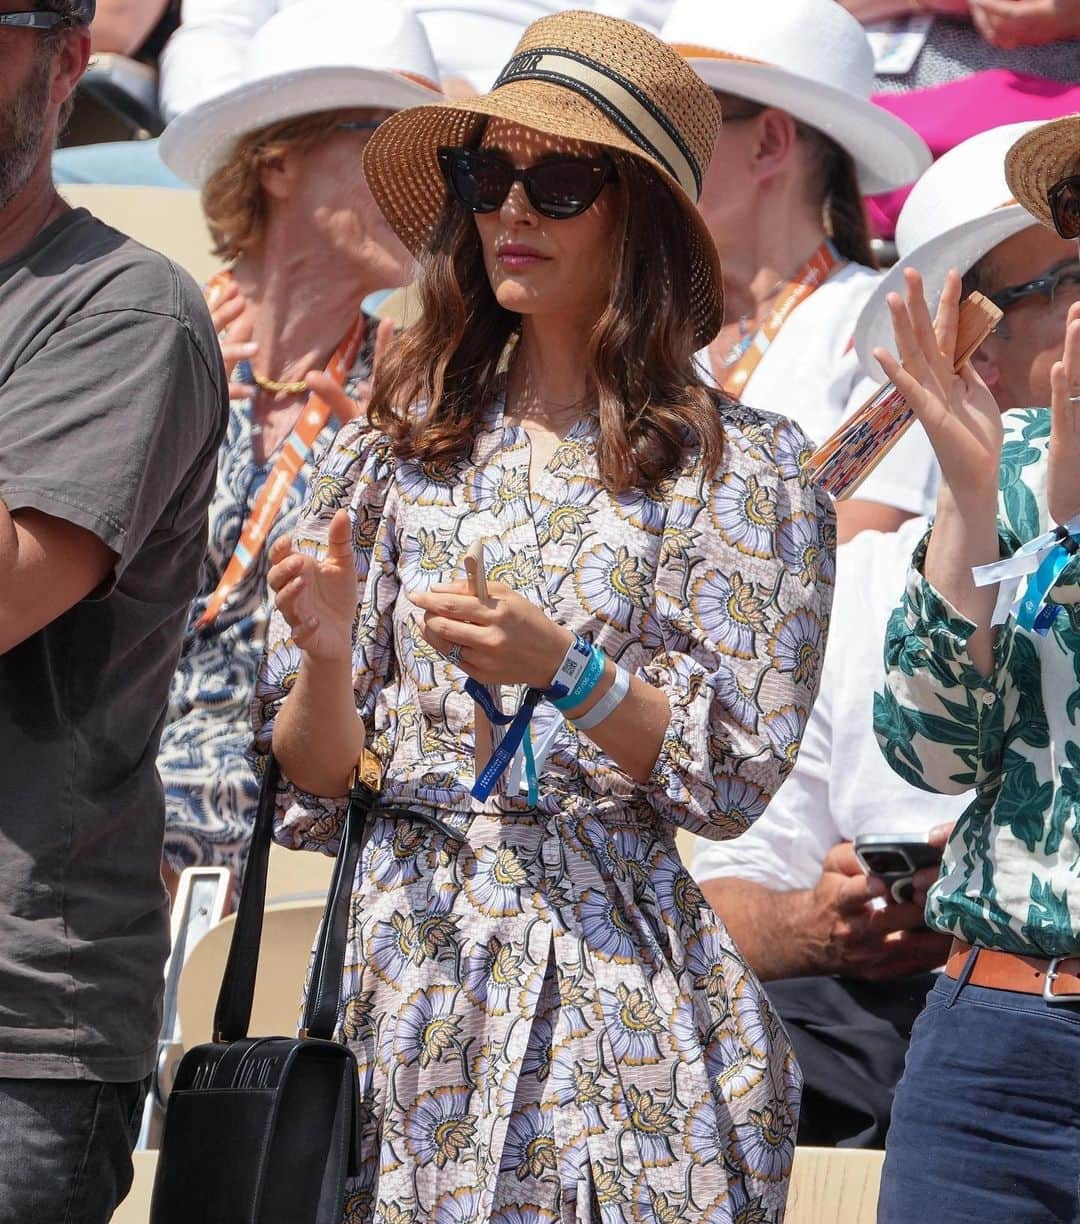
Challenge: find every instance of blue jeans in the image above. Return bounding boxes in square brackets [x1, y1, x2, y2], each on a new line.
[879, 969, 1080, 1223]
[0, 1078, 148, 1223]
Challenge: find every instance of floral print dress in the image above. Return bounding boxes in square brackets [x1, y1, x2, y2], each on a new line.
[253, 393, 835, 1224]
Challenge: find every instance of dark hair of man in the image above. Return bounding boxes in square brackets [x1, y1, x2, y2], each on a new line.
[711, 92, 877, 270]
[367, 144, 728, 496]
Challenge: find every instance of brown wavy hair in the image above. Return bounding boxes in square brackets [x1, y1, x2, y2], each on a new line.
[366, 146, 727, 495]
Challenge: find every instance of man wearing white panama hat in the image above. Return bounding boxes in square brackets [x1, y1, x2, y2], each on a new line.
[856, 120, 1080, 414]
[662, 0, 937, 545]
[870, 113, 1080, 1219]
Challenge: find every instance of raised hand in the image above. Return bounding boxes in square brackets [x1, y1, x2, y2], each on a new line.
[305, 316, 396, 424]
[1047, 302, 1080, 525]
[207, 278, 257, 402]
[267, 509, 358, 662]
[874, 267, 1004, 504]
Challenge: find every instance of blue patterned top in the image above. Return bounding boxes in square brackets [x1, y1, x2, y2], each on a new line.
[158, 320, 372, 874]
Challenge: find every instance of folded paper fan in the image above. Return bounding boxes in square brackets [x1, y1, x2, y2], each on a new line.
[807, 292, 1003, 499]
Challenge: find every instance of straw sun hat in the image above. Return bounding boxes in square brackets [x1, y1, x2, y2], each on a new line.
[361, 9, 725, 347]
[661, 0, 930, 196]
[159, 0, 442, 190]
[1005, 114, 1080, 233]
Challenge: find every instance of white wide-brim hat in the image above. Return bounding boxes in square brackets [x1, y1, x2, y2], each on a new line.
[854, 121, 1045, 381]
[160, 0, 442, 189]
[661, 0, 929, 195]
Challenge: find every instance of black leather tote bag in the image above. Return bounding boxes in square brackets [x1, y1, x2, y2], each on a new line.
[150, 752, 381, 1224]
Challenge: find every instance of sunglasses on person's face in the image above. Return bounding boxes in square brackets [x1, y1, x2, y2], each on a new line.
[0, 9, 71, 27]
[1047, 174, 1080, 241]
[437, 146, 616, 220]
[989, 260, 1080, 314]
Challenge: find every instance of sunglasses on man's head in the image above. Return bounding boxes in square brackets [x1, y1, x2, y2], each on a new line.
[437, 146, 616, 220]
[1048, 174, 1080, 241]
[0, 9, 71, 26]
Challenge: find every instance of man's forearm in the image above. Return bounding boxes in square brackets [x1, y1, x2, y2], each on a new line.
[0, 500, 113, 654]
[700, 877, 820, 981]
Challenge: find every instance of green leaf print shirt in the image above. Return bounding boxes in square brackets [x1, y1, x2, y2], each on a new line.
[875, 408, 1080, 957]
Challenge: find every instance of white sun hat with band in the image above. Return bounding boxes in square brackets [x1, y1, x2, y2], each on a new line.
[160, 0, 442, 190]
[361, 9, 726, 348]
[661, 0, 929, 195]
[854, 121, 1044, 382]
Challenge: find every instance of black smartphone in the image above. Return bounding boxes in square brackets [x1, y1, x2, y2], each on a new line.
[853, 832, 943, 903]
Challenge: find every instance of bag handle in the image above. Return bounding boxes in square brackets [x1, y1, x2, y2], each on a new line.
[213, 753, 381, 1044]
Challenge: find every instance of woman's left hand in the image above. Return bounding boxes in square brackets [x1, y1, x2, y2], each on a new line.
[410, 581, 572, 688]
[305, 317, 395, 424]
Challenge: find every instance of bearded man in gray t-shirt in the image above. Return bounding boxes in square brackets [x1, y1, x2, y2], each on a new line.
[0, 3, 227, 1218]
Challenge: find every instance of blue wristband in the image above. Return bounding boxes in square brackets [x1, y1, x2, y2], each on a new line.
[1017, 535, 1076, 635]
[552, 645, 605, 712]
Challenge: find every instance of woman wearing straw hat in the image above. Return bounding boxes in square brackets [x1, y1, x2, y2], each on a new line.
[871, 115, 1080, 1220]
[662, 0, 937, 544]
[151, 0, 440, 896]
[257, 11, 834, 1220]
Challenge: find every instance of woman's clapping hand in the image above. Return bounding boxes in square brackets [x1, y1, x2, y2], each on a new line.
[1047, 302, 1080, 526]
[207, 278, 257, 402]
[411, 582, 572, 689]
[267, 509, 358, 663]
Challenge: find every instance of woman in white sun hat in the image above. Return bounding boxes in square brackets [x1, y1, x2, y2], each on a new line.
[663, 0, 934, 543]
[153, 0, 440, 897]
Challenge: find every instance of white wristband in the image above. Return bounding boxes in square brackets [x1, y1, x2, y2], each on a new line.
[550, 633, 592, 694]
[571, 664, 631, 731]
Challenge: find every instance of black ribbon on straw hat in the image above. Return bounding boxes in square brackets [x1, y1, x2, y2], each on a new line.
[491, 47, 703, 201]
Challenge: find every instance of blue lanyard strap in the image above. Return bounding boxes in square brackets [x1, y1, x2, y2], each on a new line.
[973, 513, 1080, 625]
[466, 680, 546, 801]
[1017, 530, 1079, 635]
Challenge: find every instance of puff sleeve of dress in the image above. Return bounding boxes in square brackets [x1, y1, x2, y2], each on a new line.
[250, 420, 397, 853]
[613, 410, 836, 839]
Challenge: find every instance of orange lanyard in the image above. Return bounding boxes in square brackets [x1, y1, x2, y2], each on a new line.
[719, 242, 845, 398]
[196, 272, 366, 630]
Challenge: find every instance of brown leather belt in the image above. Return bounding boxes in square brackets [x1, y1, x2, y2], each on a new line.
[946, 939, 1080, 1002]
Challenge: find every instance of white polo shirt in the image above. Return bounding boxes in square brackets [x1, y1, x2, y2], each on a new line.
[692, 516, 967, 891]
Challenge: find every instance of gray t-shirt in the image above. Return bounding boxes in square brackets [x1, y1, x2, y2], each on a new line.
[0, 208, 227, 1081]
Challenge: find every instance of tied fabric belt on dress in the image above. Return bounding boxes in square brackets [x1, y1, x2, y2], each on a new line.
[946, 938, 1080, 1003]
